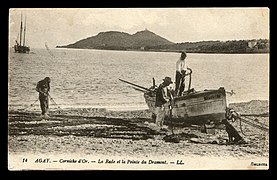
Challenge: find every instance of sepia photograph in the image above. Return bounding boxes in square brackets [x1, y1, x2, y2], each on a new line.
[8, 8, 269, 170]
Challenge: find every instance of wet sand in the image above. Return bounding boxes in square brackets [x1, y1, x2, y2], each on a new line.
[8, 100, 269, 159]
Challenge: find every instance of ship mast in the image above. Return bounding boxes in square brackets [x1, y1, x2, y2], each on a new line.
[23, 16, 26, 47]
[19, 13, 23, 46]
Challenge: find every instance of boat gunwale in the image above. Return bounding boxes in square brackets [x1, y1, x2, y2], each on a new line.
[173, 88, 226, 101]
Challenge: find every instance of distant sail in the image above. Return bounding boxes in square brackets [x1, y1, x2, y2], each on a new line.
[45, 42, 55, 57]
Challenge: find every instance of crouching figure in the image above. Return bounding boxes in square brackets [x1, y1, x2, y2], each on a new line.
[221, 119, 245, 144]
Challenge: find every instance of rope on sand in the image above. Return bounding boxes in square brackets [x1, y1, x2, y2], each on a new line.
[226, 108, 269, 136]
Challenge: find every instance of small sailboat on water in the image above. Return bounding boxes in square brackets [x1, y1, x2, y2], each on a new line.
[14, 14, 30, 53]
[45, 42, 55, 57]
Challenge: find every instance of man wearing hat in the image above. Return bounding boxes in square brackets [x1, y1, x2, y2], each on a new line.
[175, 51, 188, 96]
[36, 77, 51, 118]
[155, 76, 173, 130]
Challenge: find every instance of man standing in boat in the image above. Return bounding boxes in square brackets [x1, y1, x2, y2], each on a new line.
[36, 77, 51, 119]
[175, 51, 188, 96]
[155, 77, 173, 130]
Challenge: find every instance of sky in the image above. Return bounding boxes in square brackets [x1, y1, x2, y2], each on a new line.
[9, 8, 270, 48]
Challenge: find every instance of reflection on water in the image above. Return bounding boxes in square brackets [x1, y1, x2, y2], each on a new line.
[8, 48, 269, 110]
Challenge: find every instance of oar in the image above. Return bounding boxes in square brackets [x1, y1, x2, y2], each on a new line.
[132, 87, 148, 93]
[119, 78, 152, 92]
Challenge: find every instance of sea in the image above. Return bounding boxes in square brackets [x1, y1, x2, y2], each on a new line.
[8, 48, 269, 111]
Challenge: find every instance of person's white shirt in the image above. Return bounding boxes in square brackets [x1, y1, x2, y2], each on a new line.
[176, 58, 187, 73]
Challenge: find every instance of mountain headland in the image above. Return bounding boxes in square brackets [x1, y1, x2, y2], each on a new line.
[56, 29, 269, 53]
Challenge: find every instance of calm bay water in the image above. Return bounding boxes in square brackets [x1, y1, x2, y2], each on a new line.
[8, 48, 269, 111]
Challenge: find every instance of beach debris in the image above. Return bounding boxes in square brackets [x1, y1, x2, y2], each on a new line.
[163, 134, 180, 143]
[189, 137, 227, 145]
[200, 120, 216, 135]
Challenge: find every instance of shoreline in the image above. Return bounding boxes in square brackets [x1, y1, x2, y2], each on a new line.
[55, 47, 270, 54]
[8, 99, 269, 114]
[11, 46, 269, 55]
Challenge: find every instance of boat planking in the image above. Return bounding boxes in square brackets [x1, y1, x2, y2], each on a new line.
[120, 76, 227, 125]
[144, 87, 227, 125]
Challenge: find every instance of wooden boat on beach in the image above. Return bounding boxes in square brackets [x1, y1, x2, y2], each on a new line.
[143, 86, 227, 125]
[119, 69, 227, 125]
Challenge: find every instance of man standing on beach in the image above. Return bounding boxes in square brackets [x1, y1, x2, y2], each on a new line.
[155, 77, 173, 130]
[36, 77, 51, 118]
[175, 51, 188, 96]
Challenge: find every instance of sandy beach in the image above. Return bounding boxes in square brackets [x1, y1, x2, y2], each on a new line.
[8, 100, 269, 170]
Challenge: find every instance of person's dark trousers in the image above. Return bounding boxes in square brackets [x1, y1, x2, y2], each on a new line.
[39, 94, 49, 115]
[175, 71, 185, 96]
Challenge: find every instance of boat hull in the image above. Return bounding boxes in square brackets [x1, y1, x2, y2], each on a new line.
[144, 87, 227, 124]
[14, 45, 30, 53]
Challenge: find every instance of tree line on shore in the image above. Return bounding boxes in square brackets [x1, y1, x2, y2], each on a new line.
[144, 39, 269, 53]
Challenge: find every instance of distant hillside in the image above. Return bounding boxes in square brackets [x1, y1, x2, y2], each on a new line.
[57, 29, 174, 50]
[132, 30, 173, 48]
[56, 30, 269, 53]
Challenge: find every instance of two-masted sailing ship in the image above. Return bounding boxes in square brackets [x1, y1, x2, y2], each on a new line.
[14, 14, 30, 53]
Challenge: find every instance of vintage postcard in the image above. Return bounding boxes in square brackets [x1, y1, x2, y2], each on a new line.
[8, 8, 269, 170]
